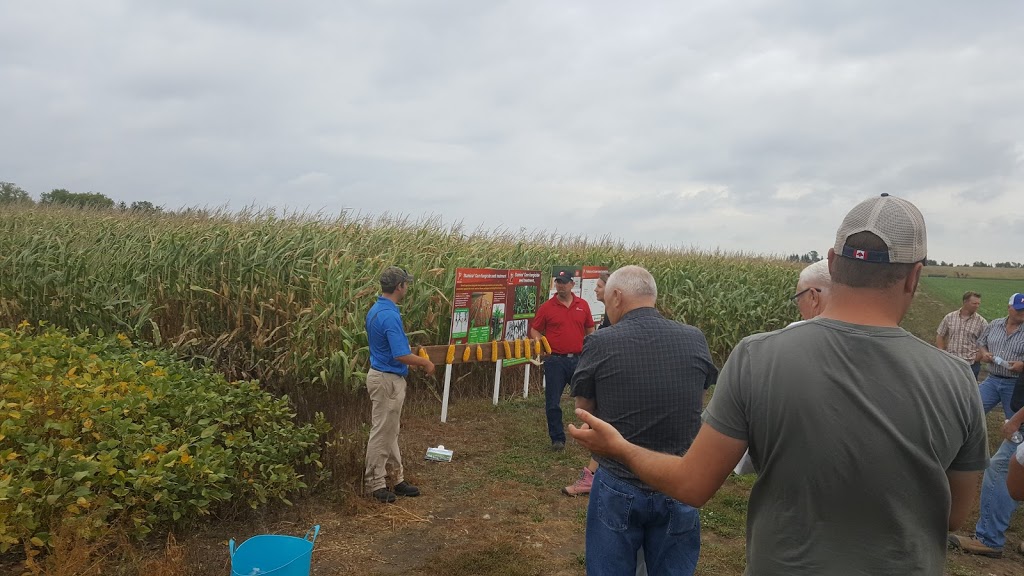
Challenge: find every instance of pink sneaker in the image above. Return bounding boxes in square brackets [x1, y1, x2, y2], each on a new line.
[562, 467, 594, 497]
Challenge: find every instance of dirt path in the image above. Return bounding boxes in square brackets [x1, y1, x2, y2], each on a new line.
[182, 396, 591, 576]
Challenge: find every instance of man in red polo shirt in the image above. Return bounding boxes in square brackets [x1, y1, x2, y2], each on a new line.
[531, 270, 595, 450]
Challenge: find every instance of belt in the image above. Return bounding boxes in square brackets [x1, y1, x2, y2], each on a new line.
[370, 368, 406, 376]
[549, 353, 578, 358]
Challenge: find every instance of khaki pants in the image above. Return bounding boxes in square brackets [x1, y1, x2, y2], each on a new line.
[364, 369, 407, 492]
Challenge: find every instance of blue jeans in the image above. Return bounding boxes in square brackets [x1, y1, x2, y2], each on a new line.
[975, 440, 1020, 549]
[544, 355, 578, 443]
[978, 374, 1018, 419]
[586, 469, 700, 576]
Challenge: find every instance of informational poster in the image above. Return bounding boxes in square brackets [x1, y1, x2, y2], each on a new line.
[449, 268, 542, 367]
[450, 268, 508, 345]
[547, 265, 608, 324]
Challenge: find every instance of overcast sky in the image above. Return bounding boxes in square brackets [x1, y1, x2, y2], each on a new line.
[2, 1, 1022, 264]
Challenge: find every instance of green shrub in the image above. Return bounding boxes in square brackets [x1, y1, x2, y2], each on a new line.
[0, 323, 328, 554]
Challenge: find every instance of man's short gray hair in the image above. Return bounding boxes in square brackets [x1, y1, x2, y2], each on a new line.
[799, 260, 832, 292]
[606, 265, 657, 300]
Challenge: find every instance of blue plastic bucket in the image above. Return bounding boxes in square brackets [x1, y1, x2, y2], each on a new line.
[229, 525, 319, 576]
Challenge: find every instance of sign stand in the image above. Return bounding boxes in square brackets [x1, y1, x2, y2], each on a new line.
[491, 362, 502, 406]
[440, 364, 453, 423]
[524, 364, 531, 398]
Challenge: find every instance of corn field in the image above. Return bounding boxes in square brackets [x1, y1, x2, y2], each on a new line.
[0, 205, 799, 398]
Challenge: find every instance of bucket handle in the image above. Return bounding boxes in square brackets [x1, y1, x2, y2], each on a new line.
[229, 538, 235, 558]
[304, 525, 320, 546]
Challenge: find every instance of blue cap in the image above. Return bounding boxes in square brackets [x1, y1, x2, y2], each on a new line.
[1010, 293, 1024, 311]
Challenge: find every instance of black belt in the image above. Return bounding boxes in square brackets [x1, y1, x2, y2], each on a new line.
[549, 353, 578, 358]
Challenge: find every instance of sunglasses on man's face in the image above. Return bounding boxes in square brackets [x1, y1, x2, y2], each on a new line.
[789, 287, 822, 303]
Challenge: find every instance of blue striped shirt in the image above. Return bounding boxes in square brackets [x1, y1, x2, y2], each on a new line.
[977, 317, 1024, 378]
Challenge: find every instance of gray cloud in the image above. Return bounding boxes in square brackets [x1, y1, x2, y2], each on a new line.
[2, 0, 1023, 264]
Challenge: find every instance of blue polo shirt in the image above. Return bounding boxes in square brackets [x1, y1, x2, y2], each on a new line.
[366, 296, 412, 376]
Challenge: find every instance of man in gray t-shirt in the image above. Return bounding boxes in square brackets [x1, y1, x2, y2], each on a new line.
[569, 194, 989, 575]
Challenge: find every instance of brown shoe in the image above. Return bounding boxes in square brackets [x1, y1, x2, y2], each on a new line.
[947, 534, 1003, 558]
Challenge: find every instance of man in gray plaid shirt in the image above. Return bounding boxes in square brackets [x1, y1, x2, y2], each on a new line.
[570, 265, 718, 575]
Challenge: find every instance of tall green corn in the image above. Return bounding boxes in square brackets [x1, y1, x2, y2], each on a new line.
[0, 205, 799, 396]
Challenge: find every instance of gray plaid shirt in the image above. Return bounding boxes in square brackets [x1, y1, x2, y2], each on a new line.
[571, 307, 718, 489]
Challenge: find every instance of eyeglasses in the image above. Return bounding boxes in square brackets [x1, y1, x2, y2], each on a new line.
[789, 287, 822, 303]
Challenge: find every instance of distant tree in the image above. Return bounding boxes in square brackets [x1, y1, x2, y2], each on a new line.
[924, 259, 938, 266]
[0, 181, 32, 204]
[129, 200, 163, 213]
[787, 254, 801, 262]
[940, 261, 950, 267]
[971, 261, 991, 268]
[39, 189, 115, 209]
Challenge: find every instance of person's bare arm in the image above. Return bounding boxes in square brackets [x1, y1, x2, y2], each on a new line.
[395, 354, 435, 375]
[585, 326, 596, 336]
[529, 328, 543, 340]
[976, 346, 992, 364]
[1009, 449, 1024, 501]
[1003, 406, 1024, 441]
[946, 470, 982, 529]
[569, 410, 746, 507]
[935, 335, 947, 350]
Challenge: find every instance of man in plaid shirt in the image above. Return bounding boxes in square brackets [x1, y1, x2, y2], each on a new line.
[936, 291, 987, 379]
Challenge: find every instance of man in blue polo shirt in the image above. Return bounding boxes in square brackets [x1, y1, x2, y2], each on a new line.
[364, 266, 435, 503]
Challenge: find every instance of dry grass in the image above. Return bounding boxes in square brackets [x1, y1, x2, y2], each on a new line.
[924, 266, 1024, 280]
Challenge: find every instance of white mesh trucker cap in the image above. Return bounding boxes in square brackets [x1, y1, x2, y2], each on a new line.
[833, 194, 927, 264]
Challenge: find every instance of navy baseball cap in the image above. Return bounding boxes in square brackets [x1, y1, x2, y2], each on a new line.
[553, 270, 574, 284]
[1010, 293, 1024, 311]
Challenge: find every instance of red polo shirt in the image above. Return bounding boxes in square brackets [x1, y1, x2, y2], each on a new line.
[532, 294, 594, 354]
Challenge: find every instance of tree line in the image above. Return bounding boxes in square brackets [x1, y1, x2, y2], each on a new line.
[781, 253, 1023, 270]
[0, 181, 162, 213]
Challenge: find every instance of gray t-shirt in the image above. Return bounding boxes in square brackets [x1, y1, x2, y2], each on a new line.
[704, 318, 988, 576]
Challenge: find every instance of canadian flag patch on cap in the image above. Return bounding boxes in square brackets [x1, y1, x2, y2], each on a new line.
[854, 249, 867, 260]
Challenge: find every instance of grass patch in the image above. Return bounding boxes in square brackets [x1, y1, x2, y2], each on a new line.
[921, 276, 1024, 321]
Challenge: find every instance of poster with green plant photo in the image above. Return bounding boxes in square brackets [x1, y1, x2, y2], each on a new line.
[448, 268, 541, 367]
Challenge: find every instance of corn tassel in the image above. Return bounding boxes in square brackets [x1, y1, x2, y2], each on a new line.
[541, 336, 552, 354]
[490, 341, 498, 363]
[462, 345, 472, 362]
[503, 340, 512, 360]
[445, 344, 456, 364]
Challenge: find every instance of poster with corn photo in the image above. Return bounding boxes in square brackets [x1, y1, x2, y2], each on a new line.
[449, 268, 542, 367]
